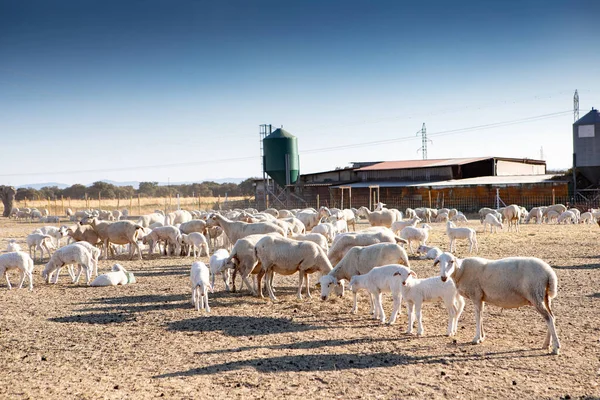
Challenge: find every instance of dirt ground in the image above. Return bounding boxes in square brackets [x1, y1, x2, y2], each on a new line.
[0, 217, 599, 399]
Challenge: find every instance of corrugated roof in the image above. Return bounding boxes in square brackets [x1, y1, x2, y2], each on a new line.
[574, 108, 600, 125]
[356, 157, 545, 171]
[331, 175, 565, 189]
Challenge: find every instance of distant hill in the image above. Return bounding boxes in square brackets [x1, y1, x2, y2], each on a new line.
[17, 178, 246, 190]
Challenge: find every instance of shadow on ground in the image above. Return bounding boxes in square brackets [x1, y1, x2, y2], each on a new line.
[49, 312, 136, 324]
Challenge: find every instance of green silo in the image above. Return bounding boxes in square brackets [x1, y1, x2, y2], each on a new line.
[263, 128, 300, 187]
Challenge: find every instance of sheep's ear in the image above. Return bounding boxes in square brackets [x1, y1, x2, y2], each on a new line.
[433, 259, 440, 266]
[409, 271, 417, 278]
[393, 271, 400, 276]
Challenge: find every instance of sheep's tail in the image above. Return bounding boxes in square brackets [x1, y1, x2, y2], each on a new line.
[394, 236, 408, 245]
[545, 268, 558, 316]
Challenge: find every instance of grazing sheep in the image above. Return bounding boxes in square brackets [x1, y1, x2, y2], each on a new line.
[416, 245, 442, 260]
[180, 232, 209, 257]
[190, 261, 212, 312]
[557, 210, 578, 224]
[255, 235, 333, 301]
[580, 211, 594, 224]
[482, 213, 503, 233]
[26, 233, 53, 262]
[526, 207, 543, 224]
[400, 224, 432, 254]
[143, 226, 182, 256]
[319, 242, 410, 315]
[81, 218, 145, 260]
[451, 213, 468, 224]
[0, 251, 34, 290]
[435, 252, 561, 354]
[42, 244, 94, 285]
[90, 264, 129, 286]
[545, 210, 560, 224]
[542, 204, 567, 220]
[446, 221, 478, 253]
[327, 229, 408, 266]
[209, 249, 231, 291]
[392, 265, 465, 336]
[478, 207, 496, 222]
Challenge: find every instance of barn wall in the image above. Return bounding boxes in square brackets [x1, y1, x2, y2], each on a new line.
[496, 160, 545, 176]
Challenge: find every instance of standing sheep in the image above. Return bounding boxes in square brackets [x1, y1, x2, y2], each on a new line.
[446, 221, 478, 253]
[0, 252, 34, 291]
[190, 261, 212, 312]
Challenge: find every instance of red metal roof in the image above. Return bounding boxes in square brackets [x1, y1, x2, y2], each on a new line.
[356, 157, 545, 171]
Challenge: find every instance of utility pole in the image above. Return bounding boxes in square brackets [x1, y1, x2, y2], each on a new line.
[574, 89, 579, 122]
[417, 123, 430, 160]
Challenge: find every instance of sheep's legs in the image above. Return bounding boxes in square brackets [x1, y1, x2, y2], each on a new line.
[534, 300, 561, 355]
[351, 291, 359, 314]
[388, 293, 402, 325]
[472, 300, 485, 344]
[304, 273, 311, 299]
[416, 301, 424, 336]
[296, 272, 304, 300]
[4, 270, 12, 289]
[222, 270, 230, 292]
[265, 269, 277, 301]
[406, 302, 415, 334]
[374, 292, 386, 323]
[18, 270, 27, 289]
[203, 288, 210, 312]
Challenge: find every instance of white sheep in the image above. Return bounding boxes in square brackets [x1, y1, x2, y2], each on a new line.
[26, 233, 53, 262]
[390, 217, 421, 235]
[557, 210, 578, 224]
[435, 252, 561, 354]
[90, 264, 129, 286]
[190, 261, 212, 312]
[142, 226, 182, 256]
[579, 211, 594, 224]
[526, 207, 543, 224]
[290, 233, 329, 252]
[482, 213, 503, 233]
[416, 245, 442, 260]
[180, 232, 209, 257]
[6, 240, 22, 252]
[327, 229, 407, 266]
[311, 221, 336, 243]
[451, 213, 468, 224]
[42, 244, 94, 285]
[209, 249, 231, 291]
[502, 204, 521, 232]
[400, 224, 432, 254]
[207, 214, 285, 247]
[392, 265, 465, 336]
[357, 206, 398, 228]
[545, 210, 560, 224]
[0, 251, 34, 291]
[348, 264, 405, 324]
[446, 221, 478, 253]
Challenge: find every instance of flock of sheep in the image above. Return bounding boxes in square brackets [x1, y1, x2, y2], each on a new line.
[3, 200, 592, 356]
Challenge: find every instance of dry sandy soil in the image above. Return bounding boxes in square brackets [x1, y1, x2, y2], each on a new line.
[1, 217, 599, 399]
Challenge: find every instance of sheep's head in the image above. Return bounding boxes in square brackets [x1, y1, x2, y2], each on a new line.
[392, 266, 416, 286]
[318, 275, 343, 301]
[434, 252, 457, 282]
[416, 245, 427, 254]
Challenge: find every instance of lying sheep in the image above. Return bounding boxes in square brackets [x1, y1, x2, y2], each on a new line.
[482, 213, 503, 233]
[90, 264, 129, 286]
[209, 249, 230, 291]
[435, 252, 561, 354]
[392, 265, 465, 336]
[416, 245, 442, 260]
[446, 221, 478, 253]
[190, 261, 212, 312]
[0, 251, 34, 291]
[400, 224, 432, 254]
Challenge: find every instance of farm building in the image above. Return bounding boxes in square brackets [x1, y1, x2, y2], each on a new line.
[255, 156, 568, 211]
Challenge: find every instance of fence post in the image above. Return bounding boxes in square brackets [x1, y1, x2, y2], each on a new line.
[138, 194, 141, 215]
[428, 190, 432, 209]
[98, 192, 101, 209]
[316, 194, 320, 209]
[552, 189, 555, 205]
[61, 196, 64, 216]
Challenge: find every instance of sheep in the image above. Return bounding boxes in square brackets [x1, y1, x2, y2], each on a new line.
[545, 210, 560, 224]
[180, 232, 209, 257]
[290, 233, 329, 252]
[327, 229, 408, 266]
[136, 213, 166, 228]
[557, 210, 578, 224]
[42, 244, 94, 285]
[448, 209, 459, 219]
[0, 252, 34, 291]
[390, 217, 421, 235]
[435, 252, 561, 354]
[392, 265, 465, 336]
[400, 224, 432, 254]
[90, 264, 129, 286]
[357, 206, 397, 228]
[435, 212, 449, 223]
[207, 214, 285, 246]
[580, 211, 594, 224]
[311, 221, 336, 243]
[149, 222, 164, 229]
[112, 210, 123, 221]
[416, 245, 442, 260]
[502, 204, 521, 232]
[224, 234, 275, 296]
[542, 204, 567, 220]
[405, 208, 416, 219]
[482, 213, 503, 233]
[143, 226, 182, 256]
[333, 219, 348, 235]
[281, 217, 306, 234]
[296, 208, 331, 231]
[319, 242, 410, 314]
[190, 261, 212, 312]
[6, 240, 21, 252]
[209, 249, 231, 291]
[348, 264, 405, 324]
[255, 235, 333, 301]
[81, 218, 145, 260]
[451, 213, 468, 224]
[478, 207, 496, 222]
[415, 208, 433, 223]
[446, 221, 478, 253]
[65, 223, 102, 247]
[526, 207, 543, 224]
[26, 233, 53, 262]
[206, 225, 224, 252]
[263, 208, 279, 218]
[277, 209, 294, 218]
[165, 210, 193, 226]
[33, 225, 69, 248]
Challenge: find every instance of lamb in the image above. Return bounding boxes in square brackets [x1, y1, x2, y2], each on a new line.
[327, 229, 408, 266]
[190, 261, 212, 312]
[580, 211, 594, 224]
[390, 217, 421, 235]
[446, 221, 478, 253]
[502, 204, 521, 232]
[400, 224, 432, 254]
[482, 213, 503, 233]
[165, 210, 193, 226]
[179, 232, 208, 257]
[255, 235, 333, 301]
[416, 245, 442, 260]
[526, 207, 543, 224]
[72, 241, 102, 277]
[206, 225, 224, 252]
[545, 210, 560, 224]
[143, 226, 182, 256]
[333, 219, 348, 235]
[357, 206, 397, 228]
[311, 221, 336, 243]
[542, 204, 567, 220]
[90, 264, 129, 286]
[136, 213, 166, 228]
[478, 207, 496, 222]
[33, 225, 69, 248]
[209, 249, 231, 291]
[207, 214, 285, 246]
[319, 242, 411, 313]
[348, 264, 405, 324]
[435, 252, 561, 354]
[42, 244, 94, 285]
[405, 208, 416, 219]
[451, 213, 468, 224]
[392, 265, 465, 336]
[0, 252, 34, 291]
[296, 208, 331, 231]
[81, 218, 145, 260]
[26, 233, 53, 262]
[6, 240, 21, 252]
[435, 212, 449, 223]
[557, 210, 578, 224]
[415, 208, 433, 223]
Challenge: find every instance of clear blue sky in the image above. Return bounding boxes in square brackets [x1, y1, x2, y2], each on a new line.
[1, 0, 598, 186]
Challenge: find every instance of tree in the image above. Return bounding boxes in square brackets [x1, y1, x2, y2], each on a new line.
[238, 177, 258, 196]
[138, 182, 159, 197]
[63, 184, 87, 199]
